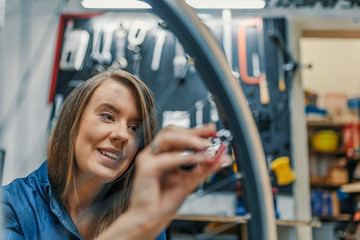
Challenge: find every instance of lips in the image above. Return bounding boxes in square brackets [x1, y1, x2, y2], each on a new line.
[98, 148, 124, 161]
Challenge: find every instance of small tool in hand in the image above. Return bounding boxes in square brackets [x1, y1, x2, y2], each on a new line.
[179, 129, 232, 171]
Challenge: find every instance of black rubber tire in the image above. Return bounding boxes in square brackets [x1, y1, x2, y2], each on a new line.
[145, 1, 278, 240]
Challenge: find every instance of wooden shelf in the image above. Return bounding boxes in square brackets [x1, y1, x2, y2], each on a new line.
[307, 121, 346, 128]
[173, 214, 250, 224]
[317, 214, 352, 222]
[173, 214, 321, 228]
[310, 182, 343, 188]
[309, 149, 346, 155]
[276, 219, 321, 228]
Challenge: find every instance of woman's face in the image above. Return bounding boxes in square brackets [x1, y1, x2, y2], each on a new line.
[75, 79, 141, 183]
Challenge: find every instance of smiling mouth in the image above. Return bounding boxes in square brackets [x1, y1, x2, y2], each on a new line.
[99, 149, 123, 161]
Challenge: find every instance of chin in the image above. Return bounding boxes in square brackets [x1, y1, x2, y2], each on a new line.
[95, 167, 126, 183]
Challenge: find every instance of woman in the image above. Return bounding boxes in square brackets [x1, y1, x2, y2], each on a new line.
[0, 70, 231, 240]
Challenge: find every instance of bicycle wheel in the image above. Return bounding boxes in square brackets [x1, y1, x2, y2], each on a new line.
[145, 1, 277, 239]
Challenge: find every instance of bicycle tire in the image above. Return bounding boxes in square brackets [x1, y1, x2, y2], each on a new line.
[145, 1, 277, 239]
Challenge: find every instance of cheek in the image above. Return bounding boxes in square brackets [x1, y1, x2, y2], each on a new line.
[74, 135, 90, 166]
[76, 131, 93, 152]
[75, 125, 101, 161]
[77, 117, 105, 148]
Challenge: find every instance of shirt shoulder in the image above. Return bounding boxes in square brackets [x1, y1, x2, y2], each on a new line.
[155, 229, 167, 240]
[0, 161, 56, 239]
[0, 161, 49, 202]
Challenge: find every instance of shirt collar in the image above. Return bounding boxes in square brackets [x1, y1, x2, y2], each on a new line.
[38, 161, 83, 239]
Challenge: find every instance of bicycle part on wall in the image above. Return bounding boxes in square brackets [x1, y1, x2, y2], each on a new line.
[48, 7, 294, 240]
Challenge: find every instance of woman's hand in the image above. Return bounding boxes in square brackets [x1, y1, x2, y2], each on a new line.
[131, 123, 232, 235]
[97, 123, 232, 240]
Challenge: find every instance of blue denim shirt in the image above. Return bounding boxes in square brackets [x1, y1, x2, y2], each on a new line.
[0, 161, 166, 240]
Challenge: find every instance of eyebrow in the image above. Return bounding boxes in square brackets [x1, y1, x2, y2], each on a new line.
[97, 103, 142, 122]
[98, 103, 120, 114]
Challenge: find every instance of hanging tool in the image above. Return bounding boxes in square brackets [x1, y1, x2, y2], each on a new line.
[173, 37, 188, 79]
[59, 29, 90, 71]
[110, 21, 128, 70]
[222, 9, 232, 68]
[222, 9, 240, 79]
[195, 100, 204, 127]
[91, 23, 102, 63]
[238, 18, 270, 105]
[277, 46, 286, 92]
[267, 24, 301, 84]
[256, 20, 270, 105]
[208, 92, 219, 123]
[98, 23, 115, 65]
[151, 27, 167, 72]
[267, 20, 286, 92]
[127, 20, 150, 77]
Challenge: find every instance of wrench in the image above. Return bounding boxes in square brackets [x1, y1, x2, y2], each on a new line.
[127, 21, 150, 76]
[173, 37, 187, 79]
[91, 23, 102, 62]
[111, 22, 128, 69]
[99, 24, 115, 65]
[151, 29, 167, 71]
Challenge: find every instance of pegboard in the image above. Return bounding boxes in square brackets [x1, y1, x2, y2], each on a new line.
[49, 12, 293, 193]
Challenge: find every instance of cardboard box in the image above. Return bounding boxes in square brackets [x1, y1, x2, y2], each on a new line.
[327, 167, 349, 185]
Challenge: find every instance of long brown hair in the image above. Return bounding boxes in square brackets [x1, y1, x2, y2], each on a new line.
[47, 70, 158, 236]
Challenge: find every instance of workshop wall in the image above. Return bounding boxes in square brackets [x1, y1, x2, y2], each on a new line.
[300, 37, 360, 97]
[0, 0, 60, 184]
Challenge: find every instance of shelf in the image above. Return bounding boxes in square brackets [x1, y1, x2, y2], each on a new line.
[307, 121, 346, 128]
[172, 214, 321, 228]
[276, 219, 321, 228]
[309, 149, 346, 155]
[173, 214, 250, 224]
[310, 177, 346, 188]
[310, 182, 343, 188]
[341, 181, 360, 193]
[317, 214, 352, 222]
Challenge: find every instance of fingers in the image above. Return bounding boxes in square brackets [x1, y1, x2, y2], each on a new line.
[137, 122, 233, 180]
[138, 150, 212, 173]
[151, 123, 216, 153]
[173, 154, 233, 192]
[138, 146, 232, 178]
[191, 122, 217, 138]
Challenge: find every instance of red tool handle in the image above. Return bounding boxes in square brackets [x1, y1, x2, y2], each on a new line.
[238, 18, 263, 85]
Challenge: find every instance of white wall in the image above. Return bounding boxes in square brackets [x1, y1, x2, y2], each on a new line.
[300, 37, 360, 98]
[0, 0, 63, 184]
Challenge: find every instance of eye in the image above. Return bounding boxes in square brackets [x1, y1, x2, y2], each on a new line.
[129, 124, 139, 132]
[100, 113, 115, 122]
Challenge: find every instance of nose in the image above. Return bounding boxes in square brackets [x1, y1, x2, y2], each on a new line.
[109, 121, 129, 145]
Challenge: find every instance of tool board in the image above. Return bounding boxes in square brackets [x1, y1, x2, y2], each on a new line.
[49, 12, 294, 194]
